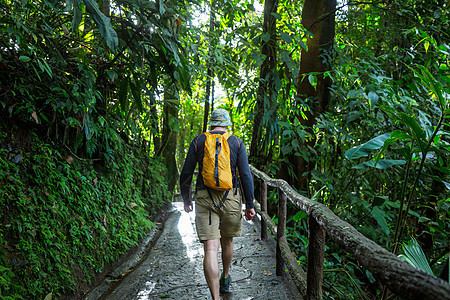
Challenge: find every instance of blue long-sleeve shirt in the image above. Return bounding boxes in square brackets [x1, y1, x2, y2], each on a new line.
[180, 131, 254, 209]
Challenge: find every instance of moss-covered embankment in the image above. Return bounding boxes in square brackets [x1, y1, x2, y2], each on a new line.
[0, 131, 170, 299]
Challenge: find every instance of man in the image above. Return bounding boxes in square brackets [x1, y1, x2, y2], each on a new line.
[180, 108, 256, 300]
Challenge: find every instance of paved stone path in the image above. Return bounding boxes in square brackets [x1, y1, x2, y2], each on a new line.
[99, 203, 299, 300]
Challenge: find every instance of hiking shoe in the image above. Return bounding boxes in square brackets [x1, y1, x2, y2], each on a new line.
[219, 275, 231, 293]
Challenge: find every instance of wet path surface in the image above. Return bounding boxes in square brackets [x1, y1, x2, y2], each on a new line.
[98, 203, 299, 300]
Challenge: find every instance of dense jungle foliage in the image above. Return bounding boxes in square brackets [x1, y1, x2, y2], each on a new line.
[0, 0, 449, 299]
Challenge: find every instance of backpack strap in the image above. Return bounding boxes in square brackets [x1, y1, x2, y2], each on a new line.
[214, 136, 221, 187]
[206, 188, 229, 230]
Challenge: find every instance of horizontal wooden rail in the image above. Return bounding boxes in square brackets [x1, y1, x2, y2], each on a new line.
[250, 165, 450, 300]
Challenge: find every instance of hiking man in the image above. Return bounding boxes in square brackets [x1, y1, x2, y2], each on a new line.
[180, 108, 256, 299]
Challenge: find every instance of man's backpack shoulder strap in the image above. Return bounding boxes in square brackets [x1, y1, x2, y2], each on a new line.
[195, 133, 208, 151]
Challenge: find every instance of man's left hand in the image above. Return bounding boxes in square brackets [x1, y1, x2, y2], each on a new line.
[245, 208, 256, 220]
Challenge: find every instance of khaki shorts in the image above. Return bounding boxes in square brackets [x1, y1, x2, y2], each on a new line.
[195, 188, 243, 241]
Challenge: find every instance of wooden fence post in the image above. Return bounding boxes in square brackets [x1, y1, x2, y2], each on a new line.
[276, 189, 287, 276]
[306, 216, 326, 300]
[260, 181, 268, 240]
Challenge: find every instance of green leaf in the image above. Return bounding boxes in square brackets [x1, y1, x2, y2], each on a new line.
[308, 74, 317, 89]
[376, 130, 412, 162]
[280, 50, 297, 78]
[345, 133, 391, 159]
[443, 181, 450, 190]
[408, 209, 420, 218]
[159, 0, 166, 15]
[371, 207, 390, 234]
[415, 65, 446, 110]
[367, 91, 379, 107]
[278, 121, 291, 128]
[130, 77, 143, 112]
[19, 56, 31, 62]
[280, 32, 293, 44]
[366, 270, 376, 284]
[389, 130, 413, 142]
[118, 78, 129, 111]
[83, 0, 118, 51]
[37, 59, 52, 78]
[72, 0, 82, 31]
[433, 8, 442, 19]
[347, 90, 359, 99]
[261, 33, 270, 42]
[381, 106, 428, 153]
[439, 64, 449, 70]
[353, 159, 406, 169]
[64, 0, 74, 12]
[299, 39, 307, 50]
[293, 210, 307, 222]
[399, 238, 434, 275]
[106, 69, 118, 81]
[271, 12, 282, 20]
[373, 196, 387, 207]
[84, 113, 92, 140]
[397, 112, 428, 154]
[251, 50, 265, 68]
[418, 217, 431, 223]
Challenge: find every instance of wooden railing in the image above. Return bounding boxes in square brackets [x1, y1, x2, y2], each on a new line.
[250, 165, 450, 300]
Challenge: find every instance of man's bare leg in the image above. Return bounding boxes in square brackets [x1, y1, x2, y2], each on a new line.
[203, 239, 220, 300]
[220, 237, 233, 279]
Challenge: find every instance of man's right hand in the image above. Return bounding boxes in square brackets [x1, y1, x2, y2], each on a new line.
[184, 202, 193, 213]
[245, 208, 256, 220]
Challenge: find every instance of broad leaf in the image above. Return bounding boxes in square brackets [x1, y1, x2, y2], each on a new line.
[416, 65, 446, 110]
[280, 32, 293, 44]
[376, 130, 412, 162]
[353, 159, 406, 169]
[373, 196, 387, 207]
[347, 89, 359, 99]
[118, 79, 128, 111]
[261, 33, 270, 42]
[83, 0, 118, 51]
[443, 181, 450, 190]
[130, 79, 143, 112]
[293, 210, 307, 222]
[84, 112, 92, 140]
[399, 238, 434, 275]
[159, 0, 166, 15]
[371, 207, 390, 234]
[345, 133, 391, 159]
[71, 0, 82, 30]
[19, 56, 31, 62]
[367, 91, 379, 107]
[397, 112, 428, 154]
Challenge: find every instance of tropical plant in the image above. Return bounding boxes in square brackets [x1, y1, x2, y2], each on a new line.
[399, 238, 434, 276]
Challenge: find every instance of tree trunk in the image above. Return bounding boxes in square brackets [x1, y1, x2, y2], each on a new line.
[150, 94, 160, 154]
[288, 0, 336, 191]
[249, 0, 278, 165]
[202, 2, 215, 133]
[163, 85, 179, 198]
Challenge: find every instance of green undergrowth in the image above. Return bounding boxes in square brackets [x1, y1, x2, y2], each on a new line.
[0, 131, 170, 299]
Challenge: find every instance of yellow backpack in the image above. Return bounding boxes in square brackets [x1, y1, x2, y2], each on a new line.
[202, 132, 233, 191]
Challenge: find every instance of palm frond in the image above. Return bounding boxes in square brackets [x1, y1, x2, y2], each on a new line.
[399, 237, 434, 276]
